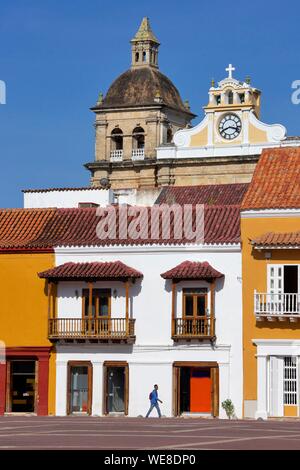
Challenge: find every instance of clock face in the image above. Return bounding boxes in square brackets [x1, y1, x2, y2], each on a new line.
[219, 114, 242, 140]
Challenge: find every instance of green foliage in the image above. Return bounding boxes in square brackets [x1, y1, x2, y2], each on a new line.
[221, 399, 235, 419]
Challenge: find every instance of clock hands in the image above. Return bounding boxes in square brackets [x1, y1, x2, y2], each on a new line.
[222, 125, 237, 132]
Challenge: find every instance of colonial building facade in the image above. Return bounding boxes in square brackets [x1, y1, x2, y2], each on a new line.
[241, 147, 300, 419]
[0, 18, 300, 421]
[0, 184, 244, 418]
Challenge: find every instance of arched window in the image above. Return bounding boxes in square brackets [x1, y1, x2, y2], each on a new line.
[227, 91, 233, 104]
[167, 128, 173, 143]
[142, 51, 146, 62]
[111, 128, 123, 151]
[135, 52, 139, 63]
[132, 126, 145, 149]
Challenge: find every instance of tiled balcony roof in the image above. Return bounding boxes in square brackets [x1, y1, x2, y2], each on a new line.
[251, 231, 300, 248]
[161, 261, 224, 280]
[38, 261, 143, 280]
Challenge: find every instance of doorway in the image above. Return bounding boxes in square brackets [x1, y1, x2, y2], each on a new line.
[173, 362, 219, 417]
[7, 360, 36, 413]
[104, 362, 128, 415]
[67, 362, 92, 414]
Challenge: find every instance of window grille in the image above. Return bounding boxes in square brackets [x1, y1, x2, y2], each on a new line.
[284, 357, 297, 405]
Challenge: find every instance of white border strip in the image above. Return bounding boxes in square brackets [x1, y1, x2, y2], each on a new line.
[55, 243, 241, 255]
[241, 209, 300, 218]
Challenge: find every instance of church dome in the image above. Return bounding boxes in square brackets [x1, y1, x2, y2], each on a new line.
[101, 66, 189, 113]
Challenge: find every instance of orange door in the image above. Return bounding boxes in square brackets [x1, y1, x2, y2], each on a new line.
[190, 369, 211, 412]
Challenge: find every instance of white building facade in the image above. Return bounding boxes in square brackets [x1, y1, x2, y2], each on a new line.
[42, 243, 243, 419]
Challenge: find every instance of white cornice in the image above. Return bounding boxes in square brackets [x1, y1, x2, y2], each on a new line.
[253, 245, 300, 250]
[55, 243, 240, 255]
[241, 209, 300, 218]
[253, 339, 300, 347]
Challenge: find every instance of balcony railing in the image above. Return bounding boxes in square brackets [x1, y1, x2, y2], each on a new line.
[110, 150, 123, 162]
[132, 149, 145, 160]
[172, 317, 215, 340]
[254, 292, 300, 321]
[48, 318, 135, 341]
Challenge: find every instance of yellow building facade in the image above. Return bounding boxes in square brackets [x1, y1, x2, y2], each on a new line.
[241, 147, 300, 419]
[0, 208, 56, 415]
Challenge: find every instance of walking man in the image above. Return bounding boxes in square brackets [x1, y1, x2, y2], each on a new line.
[145, 384, 163, 418]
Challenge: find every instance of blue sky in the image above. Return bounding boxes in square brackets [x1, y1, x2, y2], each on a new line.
[0, 0, 299, 207]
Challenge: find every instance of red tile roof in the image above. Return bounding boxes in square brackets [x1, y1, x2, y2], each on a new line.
[156, 183, 249, 205]
[251, 231, 300, 248]
[241, 147, 300, 210]
[0, 203, 241, 251]
[161, 261, 224, 280]
[38, 261, 143, 280]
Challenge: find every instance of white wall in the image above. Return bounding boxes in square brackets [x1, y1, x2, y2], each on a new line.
[23, 188, 112, 208]
[23, 187, 162, 208]
[54, 244, 243, 418]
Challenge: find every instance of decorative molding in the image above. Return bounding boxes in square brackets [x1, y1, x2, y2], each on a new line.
[173, 115, 209, 147]
[248, 110, 286, 142]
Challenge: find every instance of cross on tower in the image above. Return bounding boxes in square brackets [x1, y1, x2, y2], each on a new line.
[226, 63, 235, 79]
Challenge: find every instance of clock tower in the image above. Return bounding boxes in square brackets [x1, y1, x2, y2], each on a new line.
[172, 64, 286, 153]
[204, 64, 262, 147]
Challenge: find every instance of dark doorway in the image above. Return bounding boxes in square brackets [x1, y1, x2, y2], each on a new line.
[284, 266, 298, 312]
[284, 266, 298, 294]
[107, 367, 125, 413]
[180, 367, 190, 413]
[10, 360, 36, 412]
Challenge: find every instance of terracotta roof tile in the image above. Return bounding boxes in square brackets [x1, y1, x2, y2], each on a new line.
[0, 203, 241, 251]
[156, 183, 249, 206]
[241, 147, 300, 210]
[38, 261, 143, 280]
[161, 261, 224, 280]
[251, 231, 300, 248]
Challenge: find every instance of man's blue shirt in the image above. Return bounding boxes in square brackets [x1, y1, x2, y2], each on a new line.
[150, 389, 158, 405]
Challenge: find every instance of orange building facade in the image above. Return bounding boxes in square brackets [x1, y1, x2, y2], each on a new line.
[0, 209, 57, 415]
[241, 148, 300, 419]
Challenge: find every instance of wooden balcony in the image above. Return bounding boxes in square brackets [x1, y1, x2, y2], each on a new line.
[254, 291, 300, 322]
[48, 318, 135, 343]
[172, 317, 215, 341]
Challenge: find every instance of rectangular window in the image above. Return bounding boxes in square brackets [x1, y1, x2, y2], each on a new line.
[183, 288, 208, 318]
[284, 357, 297, 405]
[82, 289, 111, 318]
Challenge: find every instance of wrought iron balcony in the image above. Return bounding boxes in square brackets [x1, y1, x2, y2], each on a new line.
[254, 291, 300, 322]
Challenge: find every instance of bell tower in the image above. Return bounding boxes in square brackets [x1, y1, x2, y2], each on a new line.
[85, 18, 195, 190]
[130, 17, 160, 69]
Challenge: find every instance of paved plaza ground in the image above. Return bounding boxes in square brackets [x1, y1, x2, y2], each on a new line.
[0, 416, 300, 450]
